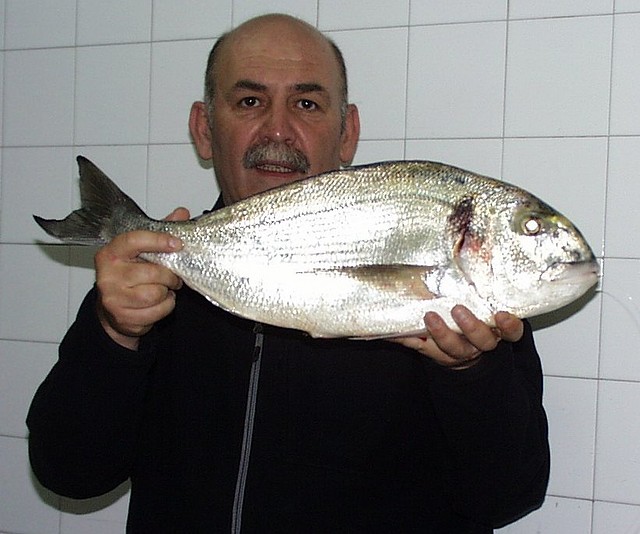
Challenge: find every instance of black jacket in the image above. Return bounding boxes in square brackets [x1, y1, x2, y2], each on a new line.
[28, 283, 549, 533]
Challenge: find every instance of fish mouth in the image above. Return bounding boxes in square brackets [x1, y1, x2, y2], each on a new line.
[541, 260, 600, 285]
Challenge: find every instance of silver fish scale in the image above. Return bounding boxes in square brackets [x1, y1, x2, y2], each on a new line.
[201, 164, 464, 268]
[147, 162, 511, 335]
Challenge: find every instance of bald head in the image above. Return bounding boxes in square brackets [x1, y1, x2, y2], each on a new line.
[203, 14, 348, 125]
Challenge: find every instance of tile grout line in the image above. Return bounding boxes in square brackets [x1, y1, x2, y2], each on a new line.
[500, 0, 511, 178]
[402, 8, 411, 159]
[66, 0, 79, 333]
[590, 7, 617, 529]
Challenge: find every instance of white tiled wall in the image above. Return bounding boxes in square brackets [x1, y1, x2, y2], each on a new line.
[1, 1, 639, 533]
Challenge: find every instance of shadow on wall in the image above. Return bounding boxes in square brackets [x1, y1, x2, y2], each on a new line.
[529, 285, 599, 331]
[34, 243, 99, 270]
[60, 481, 131, 515]
[30, 468, 131, 514]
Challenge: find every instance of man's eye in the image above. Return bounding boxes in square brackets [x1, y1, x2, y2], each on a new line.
[240, 97, 260, 108]
[297, 99, 318, 111]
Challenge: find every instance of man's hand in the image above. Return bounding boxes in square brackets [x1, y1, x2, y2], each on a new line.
[94, 207, 190, 350]
[392, 306, 524, 369]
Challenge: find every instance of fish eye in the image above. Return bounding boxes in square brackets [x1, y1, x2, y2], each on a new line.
[522, 217, 543, 236]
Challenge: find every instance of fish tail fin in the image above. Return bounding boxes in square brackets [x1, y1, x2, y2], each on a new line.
[33, 155, 149, 245]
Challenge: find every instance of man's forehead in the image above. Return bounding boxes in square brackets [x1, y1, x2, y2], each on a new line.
[216, 22, 338, 78]
[216, 49, 340, 97]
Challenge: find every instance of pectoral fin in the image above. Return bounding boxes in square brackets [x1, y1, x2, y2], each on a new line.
[324, 265, 437, 300]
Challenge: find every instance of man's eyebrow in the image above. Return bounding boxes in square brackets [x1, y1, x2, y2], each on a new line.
[231, 80, 328, 94]
[233, 79, 267, 92]
[294, 83, 327, 94]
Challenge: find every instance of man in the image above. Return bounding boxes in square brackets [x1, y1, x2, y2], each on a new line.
[27, 14, 549, 533]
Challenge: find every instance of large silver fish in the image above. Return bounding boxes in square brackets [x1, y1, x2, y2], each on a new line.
[35, 156, 599, 338]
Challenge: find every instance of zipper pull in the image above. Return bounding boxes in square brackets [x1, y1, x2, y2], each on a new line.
[252, 323, 264, 362]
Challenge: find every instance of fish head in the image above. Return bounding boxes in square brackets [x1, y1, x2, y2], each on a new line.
[459, 194, 599, 318]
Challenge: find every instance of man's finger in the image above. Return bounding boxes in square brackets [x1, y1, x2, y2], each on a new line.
[164, 207, 191, 222]
[494, 311, 525, 342]
[450, 305, 501, 353]
[100, 231, 183, 262]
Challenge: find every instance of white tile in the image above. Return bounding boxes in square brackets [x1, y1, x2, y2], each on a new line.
[61, 516, 127, 534]
[405, 138, 504, 178]
[544, 377, 597, 499]
[532, 291, 601, 379]
[0, 53, 4, 147]
[152, 0, 231, 41]
[410, 0, 507, 24]
[505, 16, 612, 137]
[606, 137, 640, 259]
[77, 0, 151, 45]
[149, 39, 214, 145]
[3, 48, 75, 147]
[319, 0, 409, 30]
[0, 0, 5, 48]
[330, 27, 408, 141]
[509, 0, 613, 18]
[497, 496, 592, 533]
[406, 22, 506, 139]
[352, 140, 405, 166]
[502, 137, 607, 257]
[75, 44, 151, 146]
[0, 244, 70, 343]
[1, 147, 75, 244]
[595, 380, 640, 504]
[600, 259, 640, 380]
[616, 0, 640, 13]
[0, 436, 61, 533]
[0, 341, 57, 438]
[232, 1, 318, 27]
[610, 13, 640, 135]
[147, 144, 219, 220]
[4, 0, 76, 49]
[592, 501, 640, 534]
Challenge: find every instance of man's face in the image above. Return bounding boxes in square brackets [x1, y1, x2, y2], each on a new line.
[196, 19, 359, 205]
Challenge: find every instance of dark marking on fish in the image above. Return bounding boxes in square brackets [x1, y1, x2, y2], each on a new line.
[448, 197, 486, 281]
[448, 197, 474, 236]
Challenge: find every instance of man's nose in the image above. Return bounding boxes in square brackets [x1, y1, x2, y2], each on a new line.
[260, 103, 296, 144]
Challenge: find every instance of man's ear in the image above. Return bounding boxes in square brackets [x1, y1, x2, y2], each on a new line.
[189, 101, 213, 160]
[339, 104, 361, 167]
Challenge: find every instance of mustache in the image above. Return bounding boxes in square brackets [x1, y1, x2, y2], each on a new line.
[243, 142, 310, 173]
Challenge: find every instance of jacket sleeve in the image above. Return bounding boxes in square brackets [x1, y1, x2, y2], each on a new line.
[26, 288, 158, 499]
[425, 320, 550, 528]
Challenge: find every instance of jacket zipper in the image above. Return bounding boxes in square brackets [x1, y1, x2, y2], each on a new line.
[231, 323, 264, 534]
